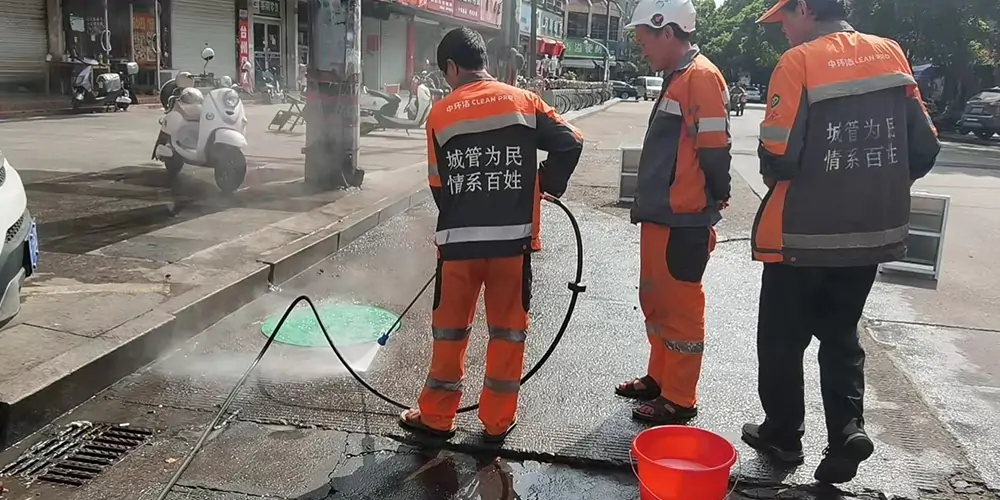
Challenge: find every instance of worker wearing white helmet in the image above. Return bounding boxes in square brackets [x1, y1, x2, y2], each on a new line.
[614, 0, 732, 427]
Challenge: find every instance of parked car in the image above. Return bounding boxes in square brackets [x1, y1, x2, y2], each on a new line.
[958, 86, 1000, 139]
[0, 150, 37, 327]
[610, 80, 639, 100]
[633, 76, 664, 101]
[745, 86, 763, 103]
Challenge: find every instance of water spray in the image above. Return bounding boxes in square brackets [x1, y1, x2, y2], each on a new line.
[154, 194, 586, 500]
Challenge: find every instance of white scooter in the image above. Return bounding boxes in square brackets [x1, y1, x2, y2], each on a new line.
[361, 83, 436, 136]
[152, 48, 249, 193]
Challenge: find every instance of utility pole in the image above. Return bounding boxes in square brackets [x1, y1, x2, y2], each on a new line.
[304, 0, 364, 190]
[603, 0, 612, 81]
[528, 0, 538, 81]
[498, 0, 521, 84]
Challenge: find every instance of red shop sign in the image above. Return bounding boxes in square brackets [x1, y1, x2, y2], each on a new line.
[453, 0, 481, 21]
[238, 14, 251, 92]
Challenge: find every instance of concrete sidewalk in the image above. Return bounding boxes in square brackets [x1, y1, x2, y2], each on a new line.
[0, 100, 620, 451]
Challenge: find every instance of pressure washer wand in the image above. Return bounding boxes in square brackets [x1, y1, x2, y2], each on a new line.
[377, 274, 435, 345]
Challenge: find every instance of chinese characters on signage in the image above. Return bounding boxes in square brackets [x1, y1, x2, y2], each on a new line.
[426, 0, 455, 15]
[445, 146, 524, 195]
[454, 0, 481, 21]
[238, 9, 252, 92]
[824, 117, 898, 172]
[253, 0, 282, 18]
[564, 37, 606, 59]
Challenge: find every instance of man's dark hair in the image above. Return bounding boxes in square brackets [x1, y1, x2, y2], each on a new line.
[437, 28, 488, 72]
[639, 23, 694, 42]
[782, 0, 849, 22]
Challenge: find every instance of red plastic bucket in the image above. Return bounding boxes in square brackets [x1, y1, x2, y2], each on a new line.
[631, 426, 737, 500]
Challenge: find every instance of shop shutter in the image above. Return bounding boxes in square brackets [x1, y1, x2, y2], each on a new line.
[0, 0, 48, 84]
[171, 0, 237, 81]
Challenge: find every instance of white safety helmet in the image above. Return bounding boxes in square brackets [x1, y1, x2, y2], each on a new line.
[625, 0, 697, 33]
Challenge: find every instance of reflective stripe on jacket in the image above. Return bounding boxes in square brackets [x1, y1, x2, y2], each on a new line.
[427, 74, 584, 260]
[753, 21, 941, 267]
[631, 47, 732, 228]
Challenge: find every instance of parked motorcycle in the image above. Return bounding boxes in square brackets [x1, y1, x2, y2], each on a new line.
[70, 58, 139, 111]
[361, 82, 435, 136]
[151, 48, 249, 193]
[261, 67, 285, 104]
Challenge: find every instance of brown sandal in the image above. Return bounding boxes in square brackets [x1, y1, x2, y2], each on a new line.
[615, 375, 661, 400]
[632, 397, 698, 424]
[398, 409, 456, 439]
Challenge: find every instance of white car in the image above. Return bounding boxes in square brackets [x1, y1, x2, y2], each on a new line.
[0, 150, 38, 327]
[634, 76, 664, 101]
[745, 87, 763, 103]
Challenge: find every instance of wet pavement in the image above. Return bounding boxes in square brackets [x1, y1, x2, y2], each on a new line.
[0, 102, 997, 500]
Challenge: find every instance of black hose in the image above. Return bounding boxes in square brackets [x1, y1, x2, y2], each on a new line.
[154, 195, 586, 500]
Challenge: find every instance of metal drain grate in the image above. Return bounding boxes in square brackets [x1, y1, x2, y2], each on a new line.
[0, 421, 154, 486]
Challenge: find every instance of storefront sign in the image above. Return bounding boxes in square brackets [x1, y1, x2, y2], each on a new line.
[480, 0, 501, 26]
[454, 0, 481, 21]
[564, 37, 606, 59]
[424, 0, 455, 15]
[132, 12, 157, 66]
[253, 0, 282, 18]
[238, 9, 252, 92]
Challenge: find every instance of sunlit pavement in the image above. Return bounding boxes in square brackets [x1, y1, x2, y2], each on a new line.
[0, 102, 997, 500]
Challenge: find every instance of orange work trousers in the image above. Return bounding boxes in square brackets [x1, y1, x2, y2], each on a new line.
[638, 223, 716, 409]
[418, 254, 532, 435]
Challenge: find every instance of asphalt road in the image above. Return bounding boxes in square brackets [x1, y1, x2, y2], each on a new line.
[1, 102, 999, 500]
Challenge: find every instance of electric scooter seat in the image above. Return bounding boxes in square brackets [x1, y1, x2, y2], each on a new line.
[366, 88, 400, 104]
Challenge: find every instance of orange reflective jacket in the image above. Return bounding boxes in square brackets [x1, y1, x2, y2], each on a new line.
[753, 21, 940, 267]
[632, 48, 732, 228]
[427, 74, 583, 260]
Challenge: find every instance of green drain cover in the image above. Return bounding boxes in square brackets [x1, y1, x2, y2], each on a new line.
[260, 303, 401, 348]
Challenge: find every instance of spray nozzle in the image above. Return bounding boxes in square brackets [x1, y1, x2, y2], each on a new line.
[377, 333, 389, 346]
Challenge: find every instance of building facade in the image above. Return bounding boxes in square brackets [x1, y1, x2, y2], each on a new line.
[561, 0, 624, 79]
[0, 0, 501, 97]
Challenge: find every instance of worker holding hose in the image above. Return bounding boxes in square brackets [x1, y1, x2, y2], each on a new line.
[399, 27, 584, 441]
[614, 0, 732, 425]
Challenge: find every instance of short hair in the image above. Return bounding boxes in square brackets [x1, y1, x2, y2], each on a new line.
[637, 23, 694, 42]
[783, 0, 849, 22]
[437, 28, 488, 72]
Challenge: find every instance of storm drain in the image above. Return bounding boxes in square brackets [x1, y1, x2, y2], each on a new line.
[0, 421, 154, 486]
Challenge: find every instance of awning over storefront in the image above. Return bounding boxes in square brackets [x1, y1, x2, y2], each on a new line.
[532, 37, 565, 57]
[561, 58, 597, 69]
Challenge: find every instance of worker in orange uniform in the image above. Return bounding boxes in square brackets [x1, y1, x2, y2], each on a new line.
[744, 0, 940, 484]
[398, 27, 584, 442]
[614, 0, 732, 425]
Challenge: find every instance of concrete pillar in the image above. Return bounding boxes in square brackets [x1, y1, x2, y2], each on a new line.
[46, 0, 65, 58]
[285, 0, 298, 90]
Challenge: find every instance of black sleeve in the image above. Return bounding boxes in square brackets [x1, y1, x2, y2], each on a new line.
[905, 95, 941, 181]
[698, 148, 732, 202]
[535, 98, 584, 197]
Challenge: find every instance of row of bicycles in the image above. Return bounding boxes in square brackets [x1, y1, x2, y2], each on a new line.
[516, 77, 614, 114]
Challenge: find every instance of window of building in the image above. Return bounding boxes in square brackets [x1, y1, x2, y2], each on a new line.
[590, 14, 607, 40]
[567, 12, 588, 38]
[609, 16, 620, 40]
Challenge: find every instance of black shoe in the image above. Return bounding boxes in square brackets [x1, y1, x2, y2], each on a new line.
[741, 423, 805, 465]
[814, 430, 874, 484]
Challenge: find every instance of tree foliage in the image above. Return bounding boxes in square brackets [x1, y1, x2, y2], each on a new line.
[624, 0, 1000, 92]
